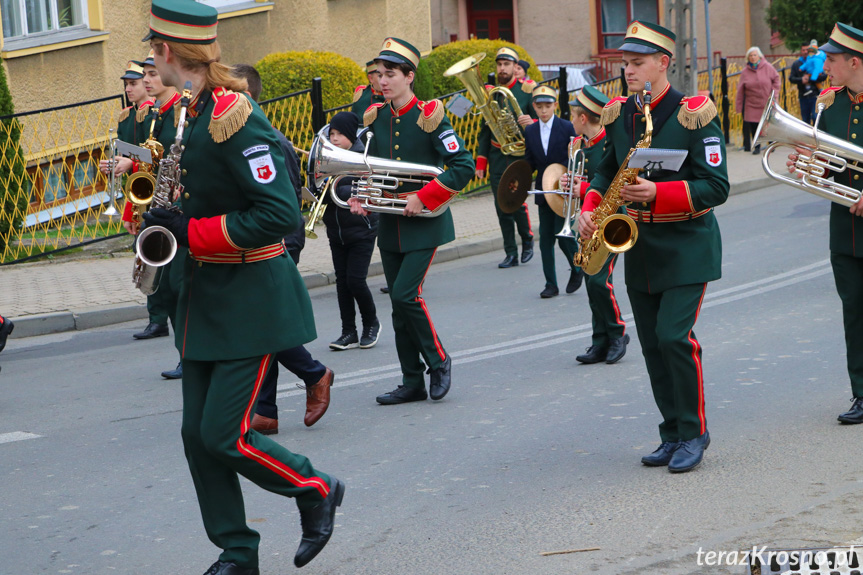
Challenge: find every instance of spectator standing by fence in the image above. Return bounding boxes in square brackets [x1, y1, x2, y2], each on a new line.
[735, 46, 780, 154]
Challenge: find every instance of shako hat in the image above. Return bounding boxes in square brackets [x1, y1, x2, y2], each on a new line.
[619, 20, 676, 57]
[376, 38, 420, 70]
[495, 47, 519, 62]
[820, 22, 863, 59]
[143, 0, 218, 45]
[531, 85, 558, 104]
[365, 60, 378, 73]
[121, 60, 145, 80]
[570, 85, 610, 117]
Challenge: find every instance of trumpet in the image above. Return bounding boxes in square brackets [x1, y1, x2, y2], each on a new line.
[557, 138, 585, 240]
[302, 183, 328, 239]
[103, 128, 119, 217]
[755, 93, 863, 207]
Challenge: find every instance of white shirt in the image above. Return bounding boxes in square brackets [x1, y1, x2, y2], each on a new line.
[539, 117, 553, 155]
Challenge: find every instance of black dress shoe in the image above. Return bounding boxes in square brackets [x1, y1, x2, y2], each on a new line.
[161, 361, 182, 380]
[668, 431, 710, 473]
[540, 285, 559, 298]
[203, 560, 259, 575]
[521, 239, 534, 263]
[576, 345, 607, 364]
[838, 397, 863, 424]
[641, 441, 680, 466]
[0, 317, 14, 353]
[565, 269, 583, 294]
[429, 355, 452, 400]
[498, 254, 519, 268]
[295, 476, 345, 568]
[376, 385, 428, 405]
[605, 334, 630, 364]
[133, 322, 169, 340]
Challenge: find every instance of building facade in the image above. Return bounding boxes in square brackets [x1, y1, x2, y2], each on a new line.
[431, 0, 778, 67]
[0, 0, 432, 113]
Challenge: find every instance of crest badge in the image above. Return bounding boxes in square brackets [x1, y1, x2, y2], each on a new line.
[249, 154, 277, 184]
[705, 145, 722, 167]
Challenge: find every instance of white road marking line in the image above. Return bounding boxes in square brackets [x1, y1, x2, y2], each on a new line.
[0, 431, 42, 445]
[276, 260, 833, 399]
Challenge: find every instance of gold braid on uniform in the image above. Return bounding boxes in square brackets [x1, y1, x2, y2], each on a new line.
[816, 87, 842, 111]
[173, 100, 182, 127]
[136, 103, 152, 123]
[118, 107, 131, 124]
[600, 100, 623, 126]
[209, 90, 253, 144]
[363, 103, 383, 127]
[677, 96, 718, 130]
[351, 86, 365, 103]
[417, 100, 445, 133]
[521, 79, 536, 94]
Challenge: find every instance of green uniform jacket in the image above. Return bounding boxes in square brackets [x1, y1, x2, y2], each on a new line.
[350, 85, 384, 118]
[588, 86, 729, 293]
[116, 106, 138, 144]
[817, 87, 863, 257]
[175, 87, 316, 360]
[476, 77, 537, 171]
[581, 127, 607, 181]
[364, 96, 475, 252]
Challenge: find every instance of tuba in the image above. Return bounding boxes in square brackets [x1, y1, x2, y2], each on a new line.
[755, 93, 863, 207]
[307, 127, 447, 217]
[443, 52, 526, 156]
[124, 100, 164, 224]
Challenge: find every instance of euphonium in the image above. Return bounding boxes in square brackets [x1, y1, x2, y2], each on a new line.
[124, 99, 164, 224]
[443, 52, 526, 156]
[573, 83, 654, 275]
[132, 85, 191, 295]
[755, 93, 863, 207]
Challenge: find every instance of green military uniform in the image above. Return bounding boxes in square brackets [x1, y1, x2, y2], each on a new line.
[588, 23, 729, 446]
[140, 1, 337, 570]
[116, 60, 145, 144]
[350, 60, 385, 118]
[573, 86, 628, 350]
[364, 38, 474, 391]
[477, 47, 537, 262]
[816, 23, 863, 401]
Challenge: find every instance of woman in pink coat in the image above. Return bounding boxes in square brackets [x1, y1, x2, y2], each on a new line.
[735, 46, 780, 153]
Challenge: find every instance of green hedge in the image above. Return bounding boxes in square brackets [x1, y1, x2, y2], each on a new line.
[0, 60, 25, 254]
[256, 50, 366, 109]
[424, 39, 543, 97]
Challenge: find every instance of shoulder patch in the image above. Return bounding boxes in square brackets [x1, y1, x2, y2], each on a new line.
[209, 87, 253, 143]
[600, 97, 628, 126]
[677, 95, 718, 130]
[520, 79, 536, 94]
[817, 86, 844, 111]
[118, 105, 133, 124]
[417, 99, 445, 133]
[352, 85, 367, 103]
[363, 102, 386, 127]
[136, 103, 152, 123]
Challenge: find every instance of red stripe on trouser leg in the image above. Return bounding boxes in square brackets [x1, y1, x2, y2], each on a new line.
[688, 285, 708, 435]
[605, 257, 626, 334]
[236, 355, 330, 499]
[522, 204, 533, 238]
[416, 248, 446, 362]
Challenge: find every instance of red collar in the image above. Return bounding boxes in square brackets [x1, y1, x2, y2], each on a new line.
[158, 91, 181, 114]
[372, 88, 383, 96]
[389, 95, 418, 117]
[505, 77, 518, 90]
[636, 83, 671, 110]
[585, 127, 606, 147]
[849, 90, 863, 104]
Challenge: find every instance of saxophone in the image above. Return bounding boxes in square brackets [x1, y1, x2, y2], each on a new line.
[125, 101, 165, 225]
[132, 82, 192, 295]
[573, 82, 653, 276]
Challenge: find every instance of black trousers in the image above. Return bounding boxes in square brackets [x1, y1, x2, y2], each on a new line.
[255, 346, 327, 419]
[742, 120, 760, 152]
[329, 237, 377, 333]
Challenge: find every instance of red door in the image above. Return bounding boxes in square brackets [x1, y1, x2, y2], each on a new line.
[468, 0, 514, 42]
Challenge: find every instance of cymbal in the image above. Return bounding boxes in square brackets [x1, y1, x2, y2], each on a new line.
[542, 163, 567, 218]
[497, 159, 533, 214]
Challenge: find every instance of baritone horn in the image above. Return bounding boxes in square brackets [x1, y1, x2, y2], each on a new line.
[443, 52, 526, 156]
[755, 92, 863, 207]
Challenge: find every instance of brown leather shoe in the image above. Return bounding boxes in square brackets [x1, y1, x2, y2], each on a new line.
[304, 368, 334, 427]
[251, 414, 279, 435]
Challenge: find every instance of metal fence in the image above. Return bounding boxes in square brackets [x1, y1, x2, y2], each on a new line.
[0, 59, 803, 264]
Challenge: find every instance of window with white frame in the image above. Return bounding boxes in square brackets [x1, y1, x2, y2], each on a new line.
[1, 0, 88, 41]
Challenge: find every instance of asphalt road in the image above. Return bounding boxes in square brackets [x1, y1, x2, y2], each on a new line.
[2, 183, 862, 575]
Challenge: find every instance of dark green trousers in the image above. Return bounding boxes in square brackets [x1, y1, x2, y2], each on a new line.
[490, 150, 533, 257]
[538, 202, 577, 288]
[627, 283, 708, 443]
[830, 252, 863, 397]
[145, 249, 186, 327]
[585, 253, 626, 347]
[380, 247, 447, 389]
[182, 354, 332, 568]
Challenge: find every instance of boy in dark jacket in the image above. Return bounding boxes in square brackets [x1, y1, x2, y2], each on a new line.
[324, 111, 381, 349]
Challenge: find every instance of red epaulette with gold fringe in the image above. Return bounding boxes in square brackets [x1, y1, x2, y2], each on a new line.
[118, 105, 133, 124]
[600, 96, 628, 126]
[520, 79, 536, 94]
[352, 85, 367, 103]
[209, 87, 252, 143]
[136, 99, 156, 123]
[817, 86, 844, 111]
[677, 95, 718, 130]
[417, 99, 445, 133]
[363, 102, 386, 127]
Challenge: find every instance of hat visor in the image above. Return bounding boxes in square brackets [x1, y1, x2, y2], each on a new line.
[533, 96, 556, 104]
[820, 42, 843, 54]
[121, 73, 143, 80]
[495, 55, 518, 62]
[142, 30, 155, 42]
[376, 54, 416, 69]
[619, 42, 660, 54]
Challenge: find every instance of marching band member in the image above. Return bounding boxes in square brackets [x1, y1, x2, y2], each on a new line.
[578, 21, 729, 473]
[351, 60, 386, 117]
[140, 1, 344, 571]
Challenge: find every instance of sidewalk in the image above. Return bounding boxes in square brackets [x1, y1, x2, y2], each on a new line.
[0, 149, 771, 338]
